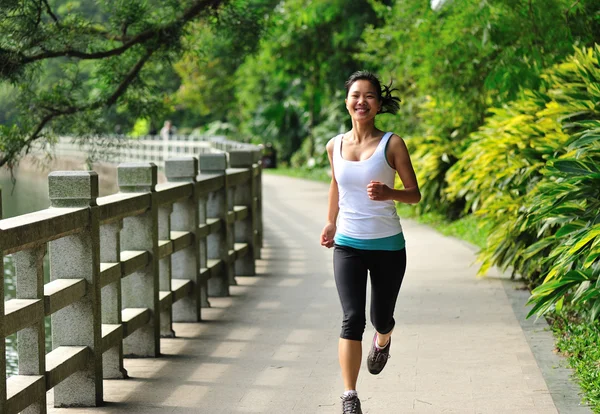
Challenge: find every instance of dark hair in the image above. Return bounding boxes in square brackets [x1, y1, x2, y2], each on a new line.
[344, 70, 401, 114]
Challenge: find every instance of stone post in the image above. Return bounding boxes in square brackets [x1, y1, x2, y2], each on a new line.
[100, 221, 128, 378]
[48, 171, 103, 407]
[118, 164, 160, 357]
[200, 153, 232, 297]
[165, 157, 202, 322]
[158, 203, 174, 337]
[253, 150, 263, 258]
[229, 150, 257, 276]
[0, 188, 2, 414]
[14, 244, 47, 413]
[0, 249, 6, 413]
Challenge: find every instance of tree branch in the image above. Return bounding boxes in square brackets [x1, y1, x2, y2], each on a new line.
[0, 48, 155, 168]
[35, 0, 43, 26]
[96, 49, 155, 108]
[18, 0, 223, 63]
[564, 0, 581, 24]
[42, 0, 60, 24]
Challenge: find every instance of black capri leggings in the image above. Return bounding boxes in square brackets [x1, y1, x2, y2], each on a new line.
[333, 244, 407, 341]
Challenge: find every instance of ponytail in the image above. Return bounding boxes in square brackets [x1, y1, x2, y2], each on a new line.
[379, 81, 401, 114]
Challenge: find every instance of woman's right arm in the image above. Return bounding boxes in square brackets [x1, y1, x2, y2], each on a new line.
[320, 138, 339, 248]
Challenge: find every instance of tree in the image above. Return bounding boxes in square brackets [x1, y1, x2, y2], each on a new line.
[0, 0, 232, 168]
[172, 0, 277, 128]
[233, 0, 386, 162]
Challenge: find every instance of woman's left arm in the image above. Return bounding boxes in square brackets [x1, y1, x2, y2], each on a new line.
[367, 134, 421, 204]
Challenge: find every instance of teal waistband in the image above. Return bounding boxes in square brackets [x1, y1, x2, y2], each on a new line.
[334, 232, 405, 251]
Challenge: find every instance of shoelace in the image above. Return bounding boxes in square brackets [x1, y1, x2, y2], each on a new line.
[372, 347, 391, 362]
[341, 395, 360, 414]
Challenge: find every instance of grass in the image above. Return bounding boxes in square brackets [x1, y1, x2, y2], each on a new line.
[263, 167, 331, 183]
[394, 204, 491, 249]
[266, 165, 600, 412]
[551, 315, 600, 411]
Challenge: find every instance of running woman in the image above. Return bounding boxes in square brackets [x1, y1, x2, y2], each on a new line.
[320, 71, 421, 414]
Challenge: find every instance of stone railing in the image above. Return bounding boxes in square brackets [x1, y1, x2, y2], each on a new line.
[51, 135, 260, 168]
[0, 148, 262, 413]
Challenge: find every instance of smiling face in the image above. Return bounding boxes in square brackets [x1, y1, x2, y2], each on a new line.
[345, 79, 381, 123]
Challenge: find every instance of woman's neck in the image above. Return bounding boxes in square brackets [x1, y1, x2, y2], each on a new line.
[349, 121, 379, 143]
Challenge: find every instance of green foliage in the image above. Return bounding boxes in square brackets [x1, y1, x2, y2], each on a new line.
[406, 133, 460, 216]
[130, 118, 151, 137]
[172, 0, 275, 127]
[525, 140, 600, 320]
[445, 90, 560, 214]
[357, 0, 600, 215]
[0, 0, 265, 167]
[455, 45, 600, 321]
[234, 0, 382, 161]
[290, 91, 348, 169]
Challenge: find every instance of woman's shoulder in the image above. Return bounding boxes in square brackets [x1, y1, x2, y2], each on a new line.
[384, 132, 409, 155]
[386, 132, 406, 145]
[326, 133, 344, 150]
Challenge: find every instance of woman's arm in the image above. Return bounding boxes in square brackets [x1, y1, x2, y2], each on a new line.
[367, 134, 421, 204]
[320, 138, 339, 248]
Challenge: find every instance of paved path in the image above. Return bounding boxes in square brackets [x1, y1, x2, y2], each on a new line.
[48, 174, 582, 413]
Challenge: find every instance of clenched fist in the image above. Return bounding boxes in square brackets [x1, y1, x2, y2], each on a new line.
[367, 181, 391, 201]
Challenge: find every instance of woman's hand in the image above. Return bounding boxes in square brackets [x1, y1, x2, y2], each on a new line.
[367, 181, 392, 201]
[320, 222, 336, 248]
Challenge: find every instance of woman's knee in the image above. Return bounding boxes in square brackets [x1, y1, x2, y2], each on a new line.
[340, 313, 366, 341]
[371, 314, 395, 335]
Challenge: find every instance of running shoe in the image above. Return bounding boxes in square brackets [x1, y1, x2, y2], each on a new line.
[341, 393, 362, 414]
[367, 333, 391, 375]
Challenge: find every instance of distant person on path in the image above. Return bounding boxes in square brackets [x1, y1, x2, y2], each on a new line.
[320, 71, 421, 414]
[160, 120, 174, 140]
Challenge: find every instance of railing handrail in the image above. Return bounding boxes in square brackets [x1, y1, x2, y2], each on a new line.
[46, 135, 260, 169]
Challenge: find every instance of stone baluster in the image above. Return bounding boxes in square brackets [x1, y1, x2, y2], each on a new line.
[229, 150, 257, 276]
[48, 171, 103, 407]
[100, 221, 128, 378]
[226, 177, 236, 286]
[158, 203, 174, 337]
[252, 150, 263, 259]
[14, 244, 47, 413]
[200, 153, 233, 297]
[165, 157, 202, 322]
[197, 193, 211, 308]
[117, 164, 160, 357]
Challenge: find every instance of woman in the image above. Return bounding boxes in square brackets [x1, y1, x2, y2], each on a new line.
[320, 71, 420, 414]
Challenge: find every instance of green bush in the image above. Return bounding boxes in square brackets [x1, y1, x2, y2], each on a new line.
[453, 45, 600, 319]
[525, 136, 600, 320]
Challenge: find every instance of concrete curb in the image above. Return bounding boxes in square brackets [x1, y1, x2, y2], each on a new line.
[501, 279, 593, 413]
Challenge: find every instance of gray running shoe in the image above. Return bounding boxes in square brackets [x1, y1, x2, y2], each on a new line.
[367, 333, 391, 375]
[341, 394, 362, 414]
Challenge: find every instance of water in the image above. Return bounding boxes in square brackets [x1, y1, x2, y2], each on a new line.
[1, 170, 51, 376]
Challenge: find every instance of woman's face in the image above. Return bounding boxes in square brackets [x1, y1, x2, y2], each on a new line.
[345, 80, 381, 122]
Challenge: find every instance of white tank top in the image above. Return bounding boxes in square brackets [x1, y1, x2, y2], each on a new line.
[333, 132, 403, 239]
